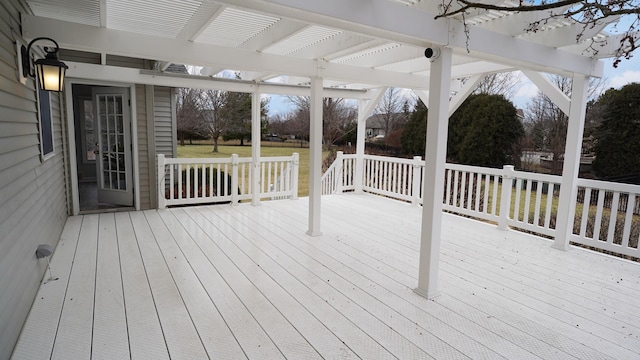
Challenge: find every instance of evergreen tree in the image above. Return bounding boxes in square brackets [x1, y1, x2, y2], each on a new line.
[448, 94, 523, 167]
[592, 83, 640, 178]
[400, 99, 428, 156]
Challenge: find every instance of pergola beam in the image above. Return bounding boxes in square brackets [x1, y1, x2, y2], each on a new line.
[241, 18, 308, 51]
[521, 70, 571, 115]
[65, 62, 370, 98]
[22, 15, 429, 89]
[449, 74, 484, 116]
[176, 2, 225, 41]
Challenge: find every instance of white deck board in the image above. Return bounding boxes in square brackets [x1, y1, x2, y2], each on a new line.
[114, 212, 169, 360]
[92, 213, 129, 360]
[12, 194, 640, 359]
[174, 207, 365, 359]
[10, 216, 83, 360]
[128, 211, 209, 360]
[228, 205, 545, 360]
[51, 214, 99, 360]
[144, 210, 284, 360]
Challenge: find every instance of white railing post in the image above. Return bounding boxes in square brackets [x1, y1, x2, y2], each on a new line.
[335, 151, 344, 194]
[412, 156, 422, 206]
[157, 154, 166, 209]
[498, 165, 515, 230]
[292, 153, 299, 200]
[231, 154, 239, 205]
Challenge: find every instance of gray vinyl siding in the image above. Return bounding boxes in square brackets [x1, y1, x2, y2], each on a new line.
[0, 1, 68, 358]
[154, 86, 176, 157]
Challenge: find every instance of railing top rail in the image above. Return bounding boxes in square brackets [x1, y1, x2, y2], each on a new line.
[258, 155, 297, 162]
[163, 155, 296, 165]
[163, 157, 233, 165]
[512, 169, 562, 183]
[577, 178, 640, 194]
[445, 162, 503, 176]
[321, 161, 338, 182]
[364, 154, 416, 164]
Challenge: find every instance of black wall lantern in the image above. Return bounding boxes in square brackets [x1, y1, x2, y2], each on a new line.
[21, 37, 68, 92]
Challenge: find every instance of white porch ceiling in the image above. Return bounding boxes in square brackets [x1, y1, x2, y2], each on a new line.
[23, 0, 621, 91]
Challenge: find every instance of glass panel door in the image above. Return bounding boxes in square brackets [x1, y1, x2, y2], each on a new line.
[94, 87, 133, 206]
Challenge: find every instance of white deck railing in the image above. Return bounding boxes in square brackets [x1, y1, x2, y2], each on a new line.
[571, 179, 640, 257]
[322, 153, 640, 258]
[158, 153, 298, 208]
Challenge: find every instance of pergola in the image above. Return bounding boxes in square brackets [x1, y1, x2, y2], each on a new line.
[22, 0, 626, 299]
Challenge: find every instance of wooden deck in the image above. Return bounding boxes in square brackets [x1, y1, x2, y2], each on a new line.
[11, 194, 640, 359]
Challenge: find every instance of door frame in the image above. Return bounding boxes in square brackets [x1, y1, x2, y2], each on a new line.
[65, 78, 140, 215]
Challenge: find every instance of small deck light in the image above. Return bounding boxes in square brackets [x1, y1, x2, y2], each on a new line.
[21, 37, 68, 92]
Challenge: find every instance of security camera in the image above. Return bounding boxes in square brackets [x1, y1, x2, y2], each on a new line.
[424, 47, 440, 61]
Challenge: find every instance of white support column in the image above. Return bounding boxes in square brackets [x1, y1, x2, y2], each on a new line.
[252, 91, 261, 206]
[355, 99, 367, 194]
[414, 47, 452, 300]
[553, 74, 588, 250]
[307, 76, 323, 236]
[355, 88, 387, 194]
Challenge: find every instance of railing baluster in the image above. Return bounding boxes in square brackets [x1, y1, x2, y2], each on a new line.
[579, 188, 592, 237]
[474, 173, 482, 212]
[513, 178, 522, 221]
[169, 163, 174, 203]
[453, 171, 460, 208]
[533, 181, 543, 226]
[621, 194, 635, 248]
[593, 190, 606, 241]
[467, 172, 474, 210]
[523, 180, 532, 224]
[445, 168, 452, 206]
[460, 171, 467, 208]
[482, 174, 489, 214]
[491, 174, 499, 216]
[545, 183, 554, 229]
[178, 164, 183, 199]
[607, 192, 620, 244]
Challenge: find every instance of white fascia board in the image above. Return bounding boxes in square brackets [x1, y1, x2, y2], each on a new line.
[65, 61, 370, 98]
[22, 15, 429, 89]
[231, 0, 603, 76]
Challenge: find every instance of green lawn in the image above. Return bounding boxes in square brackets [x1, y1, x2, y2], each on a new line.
[177, 144, 328, 197]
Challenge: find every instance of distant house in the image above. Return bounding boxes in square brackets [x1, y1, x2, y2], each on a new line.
[365, 113, 407, 138]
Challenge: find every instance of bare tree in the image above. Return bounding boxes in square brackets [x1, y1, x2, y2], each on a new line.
[287, 96, 357, 147]
[473, 72, 522, 98]
[202, 89, 226, 152]
[436, 1, 640, 66]
[373, 87, 409, 145]
[525, 75, 605, 173]
[176, 87, 205, 146]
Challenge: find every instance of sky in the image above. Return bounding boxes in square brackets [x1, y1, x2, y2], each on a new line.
[265, 56, 640, 117]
